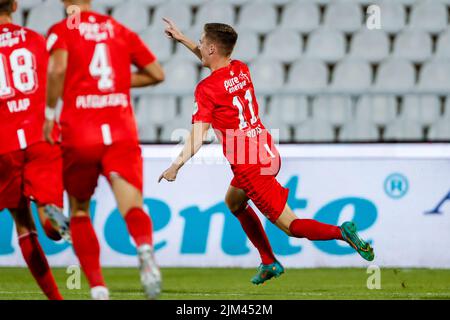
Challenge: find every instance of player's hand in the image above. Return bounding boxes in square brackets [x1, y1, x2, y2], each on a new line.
[158, 164, 179, 183]
[163, 17, 184, 42]
[43, 119, 55, 145]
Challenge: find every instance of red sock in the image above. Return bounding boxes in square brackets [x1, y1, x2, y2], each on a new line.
[289, 219, 343, 241]
[43, 219, 62, 241]
[125, 208, 153, 247]
[18, 232, 63, 300]
[234, 205, 276, 265]
[70, 216, 105, 288]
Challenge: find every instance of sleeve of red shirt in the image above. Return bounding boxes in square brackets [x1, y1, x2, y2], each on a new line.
[46, 23, 68, 53]
[192, 84, 215, 124]
[128, 30, 156, 69]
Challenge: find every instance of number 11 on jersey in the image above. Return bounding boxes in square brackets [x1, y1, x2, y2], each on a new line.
[232, 89, 258, 130]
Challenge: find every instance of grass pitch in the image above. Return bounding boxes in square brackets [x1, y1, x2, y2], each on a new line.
[0, 267, 449, 300]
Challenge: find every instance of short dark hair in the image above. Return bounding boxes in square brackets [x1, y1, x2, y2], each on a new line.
[204, 23, 238, 57]
[0, 0, 13, 14]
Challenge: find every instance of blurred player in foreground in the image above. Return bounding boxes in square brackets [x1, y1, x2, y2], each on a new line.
[0, 0, 66, 300]
[159, 18, 375, 284]
[45, 0, 165, 300]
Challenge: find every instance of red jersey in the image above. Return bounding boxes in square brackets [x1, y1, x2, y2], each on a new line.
[0, 24, 48, 155]
[193, 60, 277, 168]
[47, 11, 156, 147]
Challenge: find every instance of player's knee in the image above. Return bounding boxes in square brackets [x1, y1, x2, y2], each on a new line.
[226, 199, 247, 216]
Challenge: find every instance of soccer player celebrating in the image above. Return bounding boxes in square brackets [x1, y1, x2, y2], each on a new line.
[0, 0, 65, 300]
[159, 19, 375, 284]
[45, 0, 165, 300]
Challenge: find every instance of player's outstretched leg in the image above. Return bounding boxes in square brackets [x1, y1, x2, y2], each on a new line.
[112, 177, 161, 300]
[275, 205, 374, 261]
[226, 186, 283, 285]
[10, 201, 63, 300]
[69, 197, 109, 300]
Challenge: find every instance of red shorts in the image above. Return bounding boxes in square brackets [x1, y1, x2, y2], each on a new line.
[62, 140, 143, 201]
[230, 152, 289, 223]
[0, 142, 63, 210]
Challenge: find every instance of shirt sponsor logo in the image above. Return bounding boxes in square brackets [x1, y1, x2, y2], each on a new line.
[223, 71, 251, 94]
[78, 19, 114, 42]
[0, 28, 27, 48]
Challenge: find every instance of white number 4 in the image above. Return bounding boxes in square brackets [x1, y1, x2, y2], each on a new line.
[89, 43, 114, 91]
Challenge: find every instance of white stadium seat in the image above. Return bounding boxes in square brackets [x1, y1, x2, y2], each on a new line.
[160, 120, 192, 143]
[378, 0, 406, 34]
[349, 29, 389, 63]
[20, 0, 43, 9]
[263, 116, 292, 142]
[138, 123, 158, 142]
[279, 2, 320, 33]
[340, 122, 379, 142]
[269, 96, 309, 126]
[248, 59, 284, 93]
[156, 60, 198, 93]
[384, 119, 424, 141]
[312, 96, 352, 126]
[435, 29, 450, 60]
[233, 30, 260, 62]
[400, 95, 442, 126]
[136, 96, 177, 126]
[305, 28, 346, 63]
[12, 9, 24, 26]
[393, 30, 432, 63]
[261, 30, 303, 63]
[93, 0, 125, 7]
[294, 120, 335, 142]
[140, 28, 173, 63]
[152, 2, 192, 31]
[419, 60, 450, 92]
[324, 1, 362, 33]
[355, 95, 398, 126]
[410, 0, 447, 33]
[112, 2, 149, 33]
[237, 2, 277, 33]
[287, 60, 329, 91]
[375, 59, 416, 92]
[194, 1, 235, 31]
[331, 60, 372, 92]
[428, 119, 450, 140]
[26, 1, 64, 35]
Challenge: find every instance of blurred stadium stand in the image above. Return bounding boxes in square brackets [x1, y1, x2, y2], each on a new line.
[19, 0, 450, 143]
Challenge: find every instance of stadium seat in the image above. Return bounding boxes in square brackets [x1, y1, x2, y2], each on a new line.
[435, 28, 450, 60]
[287, 59, 329, 92]
[294, 120, 335, 142]
[393, 30, 432, 63]
[279, 2, 320, 34]
[331, 60, 372, 92]
[193, 1, 235, 31]
[375, 59, 416, 92]
[26, 1, 64, 35]
[112, 2, 149, 33]
[263, 117, 292, 142]
[237, 2, 277, 34]
[94, 0, 124, 7]
[136, 96, 177, 126]
[152, 1, 192, 31]
[419, 60, 450, 92]
[140, 28, 173, 63]
[268, 96, 309, 126]
[136, 0, 167, 5]
[20, 0, 43, 10]
[339, 121, 379, 142]
[410, 0, 447, 33]
[323, 1, 362, 33]
[260, 30, 303, 63]
[233, 30, 259, 62]
[138, 123, 158, 142]
[355, 95, 398, 126]
[428, 119, 450, 140]
[12, 9, 24, 26]
[349, 29, 389, 63]
[305, 28, 346, 63]
[400, 95, 441, 126]
[312, 96, 352, 126]
[173, 29, 204, 63]
[155, 59, 198, 93]
[180, 96, 197, 123]
[248, 59, 284, 93]
[91, 3, 108, 15]
[160, 120, 191, 143]
[378, 0, 406, 34]
[384, 119, 424, 141]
